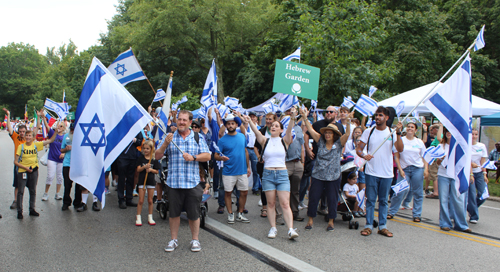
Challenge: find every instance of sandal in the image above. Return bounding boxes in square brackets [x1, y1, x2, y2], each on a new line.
[360, 228, 372, 236]
[377, 229, 393, 237]
[413, 217, 421, 222]
[305, 224, 313, 230]
[426, 194, 439, 199]
[387, 214, 394, 219]
[260, 209, 267, 218]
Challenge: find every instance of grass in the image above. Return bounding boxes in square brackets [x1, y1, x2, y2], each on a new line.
[487, 179, 500, 197]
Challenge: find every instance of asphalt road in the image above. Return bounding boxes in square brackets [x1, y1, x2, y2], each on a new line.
[1, 130, 500, 271]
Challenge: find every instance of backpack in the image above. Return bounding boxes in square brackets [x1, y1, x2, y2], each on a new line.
[365, 126, 394, 154]
[258, 138, 288, 163]
[18, 143, 39, 163]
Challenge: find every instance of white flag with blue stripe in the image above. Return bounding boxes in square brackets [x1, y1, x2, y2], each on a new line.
[479, 186, 490, 201]
[224, 96, 240, 110]
[412, 110, 419, 119]
[423, 145, 446, 164]
[278, 94, 299, 112]
[70, 57, 152, 208]
[280, 115, 296, 139]
[424, 54, 472, 195]
[44, 98, 69, 119]
[263, 103, 279, 114]
[311, 100, 317, 110]
[366, 117, 375, 127]
[356, 188, 365, 210]
[216, 103, 230, 118]
[157, 76, 173, 141]
[341, 96, 355, 109]
[201, 59, 217, 108]
[482, 159, 497, 170]
[108, 48, 147, 86]
[354, 94, 378, 117]
[153, 89, 166, 102]
[368, 86, 377, 97]
[283, 47, 301, 61]
[395, 100, 405, 117]
[317, 111, 324, 121]
[391, 178, 409, 196]
[474, 25, 485, 52]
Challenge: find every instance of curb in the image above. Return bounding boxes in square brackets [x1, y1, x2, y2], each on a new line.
[487, 196, 500, 203]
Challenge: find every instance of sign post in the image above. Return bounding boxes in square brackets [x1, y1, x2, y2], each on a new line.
[272, 59, 320, 100]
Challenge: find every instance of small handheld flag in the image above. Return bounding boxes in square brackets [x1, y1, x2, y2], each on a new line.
[482, 160, 497, 170]
[153, 89, 166, 102]
[356, 188, 365, 210]
[354, 95, 378, 117]
[474, 25, 485, 52]
[391, 178, 409, 196]
[341, 96, 355, 109]
[368, 86, 377, 97]
[395, 101, 405, 117]
[423, 145, 446, 164]
[479, 186, 490, 201]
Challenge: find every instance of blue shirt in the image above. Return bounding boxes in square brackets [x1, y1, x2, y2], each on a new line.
[218, 132, 247, 176]
[166, 130, 211, 189]
[286, 125, 304, 161]
[61, 133, 72, 167]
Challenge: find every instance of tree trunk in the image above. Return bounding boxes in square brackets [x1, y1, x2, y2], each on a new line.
[215, 58, 224, 103]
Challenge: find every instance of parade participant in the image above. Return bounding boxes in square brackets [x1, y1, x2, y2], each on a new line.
[41, 117, 66, 201]
[343, 172, 361, 216]
[60, 123, 83, 211]
[435, 125, 471, 232]
[425, 124, 441, 197]
[489, 142, 500, 182]
[136, 140, 160, 226]
[156, 110, 211, 252]
[285, 111, 305, 221]
[247, 111, 261, 195]
[214, 114, 251, 224]
[245, 110, 299, 240]
[467, 129, 488, 224]
[14, 130, 57, 219]
[388, 121, 428, 222]
[300, 108, 351, 231]
[117, 132, 143, 209]
[357, 106, 404, 237]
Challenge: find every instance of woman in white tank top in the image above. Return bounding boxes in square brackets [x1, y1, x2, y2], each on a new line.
[245, 109, 299, 240]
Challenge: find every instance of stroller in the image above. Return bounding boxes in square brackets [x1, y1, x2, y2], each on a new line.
[157, 156, 212, 228]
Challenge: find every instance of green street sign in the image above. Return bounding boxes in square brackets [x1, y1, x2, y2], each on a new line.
[66, 112, 75, 120]
[272, 59, 320, 100]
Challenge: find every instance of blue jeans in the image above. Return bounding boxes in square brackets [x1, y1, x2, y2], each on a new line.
[247, 148, 261, 192]
[388, 166, 424, 217]
[438, 176, 469, 230]
[467, 172, 487, 221]
[365, 174, 392, 230]
[299, 175, 310, 203]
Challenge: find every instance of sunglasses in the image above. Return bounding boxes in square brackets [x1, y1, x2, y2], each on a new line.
[192, 126, 200, 129]
[325, 111, 337, 114]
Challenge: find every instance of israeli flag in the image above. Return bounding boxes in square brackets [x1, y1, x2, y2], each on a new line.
[366, 117, 375, 127]
[368, 86, 377, 97]
[224, 96, 240, 109]
[216, 103, 230, 118]
[354, 94, 378, 117]
[395, 100, 405, 117]
[474, 25, 485, 52]
[479, 186, 490, 201]
[201, 59, 217, 108]
[283, 47, 301, 62]
[482, 159, 497, 170]
[423, 145, 446, 164]
[158, 77, 173, 140]
[279, 94, 299, 112]
[198, 105, 207, 119]
[263, 103, 279, 114]
[424, 54, 472, 195]
[280, 115, 296, 139]
[212, 142, 223, 156]
[391, 178, 409, 196]
[44, 98, 69, 120]
[317, 111, 324, 121]
[356, 188, 365, 210]
[178, 95, 188, 104]
[153, 89, 166, 102]
[70, 57, 152, 207]
[108, 48, 147, 86]
[341, 96, 355, 109]
[412, 110, 419, 119]
[311, 100, 317, 110]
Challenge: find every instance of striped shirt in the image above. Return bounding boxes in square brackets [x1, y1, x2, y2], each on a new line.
[166, 130, 211, 189]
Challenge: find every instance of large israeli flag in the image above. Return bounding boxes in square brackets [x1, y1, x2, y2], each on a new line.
[108, 48, 147, 86]
[44, 98, 69, 120]
[354, 94, 378, 117]
[201, 59, 217, 108]
[283, 47, 301, 62]
[70, 57, 152, 207]
[424, 54, 472, 195]
[474, 25, 485, 52]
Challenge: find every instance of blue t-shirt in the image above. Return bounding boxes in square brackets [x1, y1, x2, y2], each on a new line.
[61, 133, 72, 167]
[218, 132, 247, 176]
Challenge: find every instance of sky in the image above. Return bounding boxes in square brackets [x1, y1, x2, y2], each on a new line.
[0, 0, 119, 53]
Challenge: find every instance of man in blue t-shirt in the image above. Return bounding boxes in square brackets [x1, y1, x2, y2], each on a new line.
[60, 124, 84, 211]
[215, 114, 251, 224]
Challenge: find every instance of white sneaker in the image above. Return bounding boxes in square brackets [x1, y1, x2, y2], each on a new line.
[236, 212, 250, 223]
[268, 227, 277, 239]
[54, 193, 63, 200]
[136, 215, 142, 226]
[148, 214, 156, 225]
[258, 199, 262, 207]
[469, 219, 478, 224]
[214, 191, 219, 199]
[112, 179, 118, 187]
[164, 239, 178, 252]
[298, 202, 308, 210]
[288, 228, 299, 239]
[41, 193, 49, 201]
[228, 213, 235, 224]
[190, 240, 201, 252]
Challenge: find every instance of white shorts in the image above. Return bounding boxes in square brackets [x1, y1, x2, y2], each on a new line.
[223, 174, 248, 192]
[138, 185, 155, 189]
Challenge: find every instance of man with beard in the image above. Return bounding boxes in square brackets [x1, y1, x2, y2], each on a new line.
[357, 106, 403, 237]
[215, 114, 251, 224]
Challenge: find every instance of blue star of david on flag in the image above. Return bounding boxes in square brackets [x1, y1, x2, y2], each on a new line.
[80, 114, 106, 155]
[114, 63, 127, 76]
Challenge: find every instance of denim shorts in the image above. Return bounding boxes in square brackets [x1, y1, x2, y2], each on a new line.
[357, 170, 365, 184]
[261, 169, 290, 192]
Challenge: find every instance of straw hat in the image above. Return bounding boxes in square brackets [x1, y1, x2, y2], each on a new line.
[320, 124, 341, 136]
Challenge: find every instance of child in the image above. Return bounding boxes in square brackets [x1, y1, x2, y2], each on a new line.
[136, 140, 160, 226]
[343, 172, 361, 217]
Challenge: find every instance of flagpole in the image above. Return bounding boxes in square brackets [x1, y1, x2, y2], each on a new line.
[362, 40, 478, 162]
[129, 48, 163, 107]
[154, 119, 184, 154]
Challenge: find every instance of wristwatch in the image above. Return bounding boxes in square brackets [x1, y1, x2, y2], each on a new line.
[193, 155, 197, 161]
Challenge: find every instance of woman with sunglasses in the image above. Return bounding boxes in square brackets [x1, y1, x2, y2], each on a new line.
[41, 117, 67, 201]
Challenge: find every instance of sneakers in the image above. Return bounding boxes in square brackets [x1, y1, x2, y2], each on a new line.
[105, 187, 111, 195]
[54, 193, 63, 200]
[268, 227, 278, 239]
[190, 240, 201, 252]
[236, 212, 250, 223]
[165, 239, 178, 252]
[62, 204, 69, 211]
[217, 206, 225, 214]
[133, 189, 139, 197]
[469, 219, 478, 224]
[10, 200, 17, 209]
[41, 193, 49, 201]
[288, 228, 299, 239]
[17, 212, 23, 219]
[401, 205, 413, 210]
[298, 202, 307, 210]
[228, 213, 235, 224]
[136, 215, 142, 226]
[148, 214, 156, 225]
[29, 210, 40, 216]
[92, 202, 101, 211]
[258, 199, 262, 207]
[76, 204, 88, 212]
[112, 179, 118, 187]
[214, 191, 219, 199]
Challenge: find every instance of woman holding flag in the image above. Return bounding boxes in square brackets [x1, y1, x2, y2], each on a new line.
[388, 121, 428, 222]
[40, 116, 67, 201]
[467, 129, 489, 224]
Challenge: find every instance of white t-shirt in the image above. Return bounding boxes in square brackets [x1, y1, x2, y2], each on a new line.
[343, 183, 359, 198]
[399, 137, 426, 169]
[344, 139, 356, 155]
[360, 127, 397, 178]
[437, 144, 454, 178]
[471, 142, 488, 173]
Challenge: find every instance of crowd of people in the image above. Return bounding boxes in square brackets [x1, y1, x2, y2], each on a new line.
[1, 102, 495, 251]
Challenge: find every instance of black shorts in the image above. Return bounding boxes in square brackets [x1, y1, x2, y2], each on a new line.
[168, 184, 203, 220]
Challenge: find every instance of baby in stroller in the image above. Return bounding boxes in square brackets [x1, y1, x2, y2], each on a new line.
[343, 172, 363, 217]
